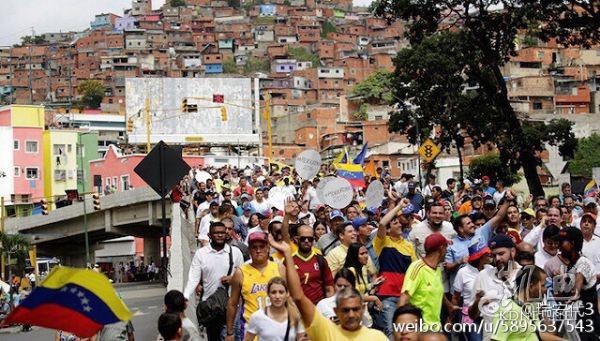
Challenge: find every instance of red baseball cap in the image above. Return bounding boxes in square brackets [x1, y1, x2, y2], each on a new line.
[482, 176, 490, 181]
[424, 233, 448, 253]
[248, 231, 268, 245]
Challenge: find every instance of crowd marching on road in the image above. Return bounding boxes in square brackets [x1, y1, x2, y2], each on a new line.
[152, 163, 600, 341]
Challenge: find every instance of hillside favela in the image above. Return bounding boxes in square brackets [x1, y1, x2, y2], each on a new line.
[0, 0, 599, 340]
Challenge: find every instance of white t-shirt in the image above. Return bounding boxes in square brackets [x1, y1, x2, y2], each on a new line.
[251, 199, 272, 215]
[534, 248, 555, 269]
[453, 264, 488, 307]
[522, 223, 544, 251]
[195, 201, 210, 218]
[305, 186, 320, 210]
[408, 220, 457, 258]
[493, 190, 506, 204]
[582, 235, 600, 275]
[246, 308, 305, 341]
[198, 213, 216, 242]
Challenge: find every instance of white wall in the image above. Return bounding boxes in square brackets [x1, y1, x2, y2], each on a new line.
[0, 127, 14, 205]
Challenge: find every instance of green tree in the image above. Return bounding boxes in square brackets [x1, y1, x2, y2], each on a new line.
[288, 47, 319, 67]
[223, 58, 239, 74]
[568, 134, 600, 177]
[227, 0, 241, 9]
[0, 232, 30, 278]
[170, 0, 185, 6]
[321, 21, 337, 38]
[350, 69, 393, 104]
[243, 57, 271, 74]
[19, 35, 47, 45]
[468, 153, 522, 187]
[283, 0, 291, 5]
[351, 103, 369, 121]
[77, 80, 105, 108]
[374, 0, 594, 196]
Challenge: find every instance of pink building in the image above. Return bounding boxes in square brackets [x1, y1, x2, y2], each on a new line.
[89, 145, 205, 194]
[0, 105, 45, 216]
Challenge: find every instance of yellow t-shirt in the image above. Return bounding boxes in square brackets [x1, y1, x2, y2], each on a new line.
[306, 308, 387, 341]
[325, 244, 377, 275]
[401, 259, 444, 325]
[491, 300, 540, 341]
[348, 266, 371, 295]
[240, 261, 281, 322]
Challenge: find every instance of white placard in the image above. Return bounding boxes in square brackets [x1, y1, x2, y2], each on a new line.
[295, 150, 322, 180]
[593, 167, 600, 186]
[194, 170, 212, 183]
[365, 180, 384, 209]
[322, 177, 354, 209]
[268, 186, 294, 212]
[316, 176, 337, 204]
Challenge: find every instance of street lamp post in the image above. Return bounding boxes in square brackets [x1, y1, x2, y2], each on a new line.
[78, 132, 92, 267]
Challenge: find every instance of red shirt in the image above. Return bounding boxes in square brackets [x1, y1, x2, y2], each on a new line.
[233, 185, 254, 197]
[293, 252, 333, 304]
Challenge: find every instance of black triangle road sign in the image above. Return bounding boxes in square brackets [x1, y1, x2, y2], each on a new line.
[134, 141, 191, 198]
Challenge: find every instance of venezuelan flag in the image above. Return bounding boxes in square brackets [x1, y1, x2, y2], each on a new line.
[584, 179, 598, 198]
[335, 162, 366, 188]
[3, 266, 132, 337]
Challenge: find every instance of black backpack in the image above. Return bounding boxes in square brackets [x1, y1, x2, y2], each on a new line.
[196, 245, 234, 326]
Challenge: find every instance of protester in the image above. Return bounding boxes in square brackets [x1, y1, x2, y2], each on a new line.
[292, 224, 334, 304]
[184, 222, 244, 340]
[399, 233, 459, 326]
[158, 313, 183, 341]
[225, 232, 285, 341]
[164, 290, 200, 341]
[269, 235, 387, 340]
[391, 304, 422, 341]
[244, 277, 306, 340]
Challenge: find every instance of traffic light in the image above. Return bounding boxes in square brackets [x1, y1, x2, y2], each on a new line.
[181, 98, 188, 112]
[126, 118, 134, 132]
[40, 199, 49, 215]
[220, 106, 228, 121]
[92, 193, 101, 211]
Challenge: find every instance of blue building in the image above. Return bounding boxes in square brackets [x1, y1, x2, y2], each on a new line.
[205, 64, 224, 74]
[259, 4, 277, 16]
[91, 13, 119, 30]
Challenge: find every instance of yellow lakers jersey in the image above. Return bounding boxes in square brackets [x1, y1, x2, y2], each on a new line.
[240, 261, 280, 321]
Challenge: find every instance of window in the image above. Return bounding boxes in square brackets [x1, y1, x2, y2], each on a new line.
[25, 168, 39, 180]
[13, 140, 19, 150]
[106, 177, 111, 188]
[121, 175, 130, 190]
[67, 144, 72, 153]
[54, 170, 66, 181]
[14, 167, 20, 177]
[375, 115, 383, 120]
[113, 177, 118, 190]
[533, 102, 543, 110]
[382, 161, 389, 168]
[25, 141, 38, 153]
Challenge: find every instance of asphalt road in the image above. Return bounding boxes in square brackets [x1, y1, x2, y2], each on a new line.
[0, 281, 166, 341]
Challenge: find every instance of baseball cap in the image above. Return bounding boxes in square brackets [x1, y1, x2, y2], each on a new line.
[240, 193, 252, 201]
[248, 231, 269, 245]
[483, 198, 496, 207]
[400, 204, 416, 215]
[351, 217, 369, 229]
[488, 234, 515, 249]
[329, 210, 345, 221]
[242, 203, 252, 212]
[407, 181, 417, 189]
[521, 208, 535, 218]
[581, 212, 597, 222]
[583, 197, 597, 207]
[558, 227, 583, 252]
[209, 201, 219, 207]
[482, 176, 490, 181]
[468, 242, 491, 262]
[472, 195, 483, 201]
[424, 233, 448, 253]
[298, 212, 311, 220]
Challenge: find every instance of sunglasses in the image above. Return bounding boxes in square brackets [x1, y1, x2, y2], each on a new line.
[299, 236, 314, 242]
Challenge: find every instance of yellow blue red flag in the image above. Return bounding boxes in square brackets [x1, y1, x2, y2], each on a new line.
[3, 266, 132, 337]
[335, 162, 366, 188]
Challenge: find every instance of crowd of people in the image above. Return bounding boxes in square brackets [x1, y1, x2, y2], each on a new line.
[156, 164, 600, 341]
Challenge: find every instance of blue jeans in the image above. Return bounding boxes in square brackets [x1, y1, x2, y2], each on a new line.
[375, 296, 399, 338]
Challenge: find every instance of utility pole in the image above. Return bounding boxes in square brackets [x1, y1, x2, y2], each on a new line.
[8, 48, 13, 104]
[1, 196, 5, 280]
[264, 94, 273, 162]
[145, 97, 151, 153]
[28, 27, 34, 104]
[78, 133, 90, 267]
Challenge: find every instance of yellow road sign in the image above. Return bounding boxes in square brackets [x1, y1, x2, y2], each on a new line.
[418, 139, 441, 163]
[185, 136, 204, 143]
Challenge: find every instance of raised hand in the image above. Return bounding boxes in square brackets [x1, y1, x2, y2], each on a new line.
[268, 233, 290, 254]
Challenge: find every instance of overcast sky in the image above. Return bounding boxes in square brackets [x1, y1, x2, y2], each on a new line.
[0, 0, 372, 47]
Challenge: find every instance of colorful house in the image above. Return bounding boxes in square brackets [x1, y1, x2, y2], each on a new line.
[42, 130, 80, 209]
[0, 105, 45, 216]
[89, 145, 205, 194]
[76, 132, 100, 193]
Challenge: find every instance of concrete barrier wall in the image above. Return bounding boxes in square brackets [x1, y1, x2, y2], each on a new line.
[167, 202, 198, 327]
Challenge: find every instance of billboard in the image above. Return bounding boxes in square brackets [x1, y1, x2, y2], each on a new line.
[125, 77, 259, 145]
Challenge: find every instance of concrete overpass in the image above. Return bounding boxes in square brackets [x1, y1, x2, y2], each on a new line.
[4, 188, 173, 267]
